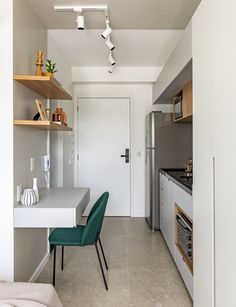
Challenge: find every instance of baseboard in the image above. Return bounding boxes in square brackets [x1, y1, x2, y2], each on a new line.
[132, 212, 145, 217]
[28, 252, 50, 283]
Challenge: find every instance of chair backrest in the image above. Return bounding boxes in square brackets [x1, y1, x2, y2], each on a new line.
[81, 192, 109, 245]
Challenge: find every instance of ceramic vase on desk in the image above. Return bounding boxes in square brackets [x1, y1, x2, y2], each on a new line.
[20, 189, 37, 206]
[33, 177, 39, 202]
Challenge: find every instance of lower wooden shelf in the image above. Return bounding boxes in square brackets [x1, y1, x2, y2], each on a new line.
[13, 120, 72, 131]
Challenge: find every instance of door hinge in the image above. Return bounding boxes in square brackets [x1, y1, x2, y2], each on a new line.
[77, 154, 79, 160]
[77, 106, 79, 112]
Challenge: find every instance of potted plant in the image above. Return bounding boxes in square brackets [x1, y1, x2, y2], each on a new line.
[45, 59, 57, 78]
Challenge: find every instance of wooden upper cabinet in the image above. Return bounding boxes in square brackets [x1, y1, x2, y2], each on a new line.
[173, 80, 192, 123]
[182, 81, 192, 118]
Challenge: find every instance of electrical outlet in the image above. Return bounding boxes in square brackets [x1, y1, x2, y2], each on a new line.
[17, 184, 23, 202]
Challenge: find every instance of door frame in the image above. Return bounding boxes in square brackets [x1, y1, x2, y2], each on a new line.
[74, 89, 134, 216]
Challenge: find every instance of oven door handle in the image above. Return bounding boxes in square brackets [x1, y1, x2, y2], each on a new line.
[176, 214, 192, 232]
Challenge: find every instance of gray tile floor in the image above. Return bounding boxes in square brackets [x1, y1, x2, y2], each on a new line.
[37, 218, 192, 307]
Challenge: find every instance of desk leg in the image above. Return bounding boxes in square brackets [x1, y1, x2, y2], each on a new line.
[53, 246, 57, 287]
[61, 246, 64, 271]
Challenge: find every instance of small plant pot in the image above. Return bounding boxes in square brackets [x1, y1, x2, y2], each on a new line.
[43, 72, 54, 78]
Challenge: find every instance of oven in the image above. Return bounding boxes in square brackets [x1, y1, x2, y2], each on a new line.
[175, 205, 193, 273]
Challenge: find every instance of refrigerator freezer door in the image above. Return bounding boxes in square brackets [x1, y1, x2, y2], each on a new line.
[145, 112, 155, 149]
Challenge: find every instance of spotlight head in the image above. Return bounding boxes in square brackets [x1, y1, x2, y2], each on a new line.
[109, 53, 115, 66]
[75, 9, 84, 30]
[106, 38, 115, 51]
[101, 26, 112, 39]
[108, 65, 115, 74]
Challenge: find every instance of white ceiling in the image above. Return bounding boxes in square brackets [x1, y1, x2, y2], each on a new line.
[28, 0, 201, 30]
[48, 29, 183, 66]
[28, 0, 200, 67]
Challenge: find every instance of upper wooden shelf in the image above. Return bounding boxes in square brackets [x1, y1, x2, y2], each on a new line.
[13, 120, 72, 131]
[14, 75, 72, 100]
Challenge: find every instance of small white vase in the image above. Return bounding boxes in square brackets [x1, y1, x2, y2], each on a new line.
[32, 177, 39, 202]
[21, 189, 36, 206]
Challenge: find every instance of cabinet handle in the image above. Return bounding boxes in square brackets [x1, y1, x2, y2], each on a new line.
[213, 156, 216, 306]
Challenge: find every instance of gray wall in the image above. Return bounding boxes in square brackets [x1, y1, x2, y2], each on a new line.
[13, 0, 48, 281]
[47, 33, 74, 188]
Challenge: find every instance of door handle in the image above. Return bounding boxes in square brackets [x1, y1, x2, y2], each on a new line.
[120, 148, 130, 163]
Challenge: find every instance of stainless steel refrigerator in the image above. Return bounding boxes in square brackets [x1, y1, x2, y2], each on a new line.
[145, 111, 192, 230]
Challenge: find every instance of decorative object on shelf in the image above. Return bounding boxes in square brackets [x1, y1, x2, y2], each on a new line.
[52, 107, 67, 125]
[44, 59, 57, 78]
[35, 50, 44, 76]
[33, 112, 40, 121]
[46, 108, 51, 121]
[36, 100, 48, 120]
[20, 189, 37, 206]
[32, 177, 39, 202]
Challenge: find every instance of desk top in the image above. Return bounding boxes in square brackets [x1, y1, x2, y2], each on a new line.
[15, 187, 90, 209]
[14, 188, 90, 228]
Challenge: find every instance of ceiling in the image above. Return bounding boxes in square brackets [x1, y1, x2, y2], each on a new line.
[48, 29, 183, 66]
[28, 0, 200, 67]
[28, 0, 201, 30]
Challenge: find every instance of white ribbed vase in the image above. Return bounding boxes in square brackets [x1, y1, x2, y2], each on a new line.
[20, 189, 37, 206]
[33, 177, 39, 202]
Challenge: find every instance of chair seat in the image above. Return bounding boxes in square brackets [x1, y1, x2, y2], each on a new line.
[49, 225, 85, 246]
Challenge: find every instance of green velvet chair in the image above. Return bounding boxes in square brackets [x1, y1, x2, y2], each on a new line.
[49, 192, 109, 289]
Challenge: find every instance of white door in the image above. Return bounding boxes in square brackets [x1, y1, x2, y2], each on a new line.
[77, 98, 130, 216]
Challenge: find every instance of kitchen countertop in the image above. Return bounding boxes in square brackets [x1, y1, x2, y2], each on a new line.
[160, 168, 192, 195]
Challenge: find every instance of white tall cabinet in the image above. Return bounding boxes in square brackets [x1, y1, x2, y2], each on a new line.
[192, 1, 236, 306]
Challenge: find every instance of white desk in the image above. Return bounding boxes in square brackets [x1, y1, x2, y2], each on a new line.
[14, 188, 90, 228]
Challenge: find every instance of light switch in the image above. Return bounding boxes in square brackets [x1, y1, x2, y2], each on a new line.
[30, 157, 35, 172]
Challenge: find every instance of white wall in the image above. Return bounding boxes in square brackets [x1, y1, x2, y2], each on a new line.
[0, 0, 14, 281]
[193, 0, 236, 306]
[153, 22, 192, 103]
[13, 0, 48, 281]
[74, 82, 169, 216]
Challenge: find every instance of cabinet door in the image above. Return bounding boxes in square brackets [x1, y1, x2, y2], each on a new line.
[160, 174, 175, 259]
[175, 247, 193, 299]
[193, 1, 236, 306]
[160, 173, 169, 243]
[166, 180, 176, 259]
[182, 80, 192, 118]
[160, 173, 165, 233]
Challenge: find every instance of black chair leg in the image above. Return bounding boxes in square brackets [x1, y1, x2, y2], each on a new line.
[53, 245, 57, 287]
[95, 242, 108, 290]
[61, 246, 64, 271]
[98, 237, 108, 270]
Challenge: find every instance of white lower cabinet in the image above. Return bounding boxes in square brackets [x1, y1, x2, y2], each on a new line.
[160, 171, 193, 299]
[160, 173, 175, 258]
[175, 247, 193, 298]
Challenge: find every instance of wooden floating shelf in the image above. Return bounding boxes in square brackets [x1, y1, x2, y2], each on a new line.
[13, 120, 72, 131]
[14, 75, 72, 100]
